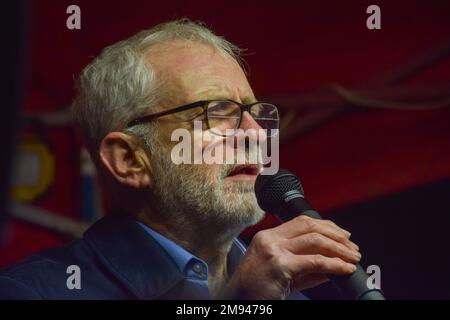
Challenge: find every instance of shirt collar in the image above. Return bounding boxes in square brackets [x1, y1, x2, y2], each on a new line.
[137, 221, 205, 276]
[137, 221, 246, 279]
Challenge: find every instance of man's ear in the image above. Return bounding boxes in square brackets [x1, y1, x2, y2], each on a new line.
[99, 132, 152, 189]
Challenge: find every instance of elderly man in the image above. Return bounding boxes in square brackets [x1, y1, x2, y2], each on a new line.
[0, 19, 360, 299]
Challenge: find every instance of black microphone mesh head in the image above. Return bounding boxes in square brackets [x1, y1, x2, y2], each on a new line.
[254, 168, 304, 214]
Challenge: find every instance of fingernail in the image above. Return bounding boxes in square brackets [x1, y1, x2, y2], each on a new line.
[354, 251, 362, 260]
[343, 230, 351, 238]
[347, 263, 357, 272]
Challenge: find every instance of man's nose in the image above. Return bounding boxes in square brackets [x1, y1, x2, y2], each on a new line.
[230, 111, 267, 148]
[240, 111, 263, 131]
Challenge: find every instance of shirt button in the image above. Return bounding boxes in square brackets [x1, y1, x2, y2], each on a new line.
[193, 263, 203, 273]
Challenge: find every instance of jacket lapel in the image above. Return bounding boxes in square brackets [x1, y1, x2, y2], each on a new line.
[83, 213, 184, 299]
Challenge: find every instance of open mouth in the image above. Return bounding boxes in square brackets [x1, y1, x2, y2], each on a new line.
[225, 164, 260, 180]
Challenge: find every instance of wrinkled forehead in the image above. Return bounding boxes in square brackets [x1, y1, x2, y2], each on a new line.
[146, 40, 255, 108]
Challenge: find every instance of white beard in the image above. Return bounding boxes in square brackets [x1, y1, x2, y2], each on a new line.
[148, 146, 265, 230]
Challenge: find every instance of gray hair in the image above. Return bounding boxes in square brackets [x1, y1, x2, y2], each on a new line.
[71, 19, 244, 162]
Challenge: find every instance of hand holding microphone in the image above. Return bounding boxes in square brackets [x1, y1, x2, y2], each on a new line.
[254, 169, 385, 300]
[221, 168, 385, 300]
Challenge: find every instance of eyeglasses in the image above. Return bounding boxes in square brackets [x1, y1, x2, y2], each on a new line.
[126, 100, 280, 137]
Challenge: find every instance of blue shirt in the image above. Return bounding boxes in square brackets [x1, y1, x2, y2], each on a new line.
[137, 221, 247, 299]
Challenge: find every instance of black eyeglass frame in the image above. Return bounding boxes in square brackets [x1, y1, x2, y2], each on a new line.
[125, 99, 280, 136]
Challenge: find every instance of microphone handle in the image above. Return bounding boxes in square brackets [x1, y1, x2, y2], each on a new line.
[278, 199, 386, 300]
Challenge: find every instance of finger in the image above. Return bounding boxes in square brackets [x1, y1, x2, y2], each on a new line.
[321, 220, 359, 250]
[322, 219, 351, 238]
[285, 233, 361, 263]
[291, 254, 357, 276]
[273, 216, 359, 251]
[276, 215, 350, 240]
[300, 217, 359, 251]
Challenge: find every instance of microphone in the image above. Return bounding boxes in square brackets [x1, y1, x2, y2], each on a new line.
[254, 169, 385, 300]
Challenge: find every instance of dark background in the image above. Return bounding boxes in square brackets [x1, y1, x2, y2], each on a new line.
[1, 0, 450, 299]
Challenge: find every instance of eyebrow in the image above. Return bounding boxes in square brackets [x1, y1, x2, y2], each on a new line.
[194, 82, 256, 105]
[198, 92, 257, 105]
